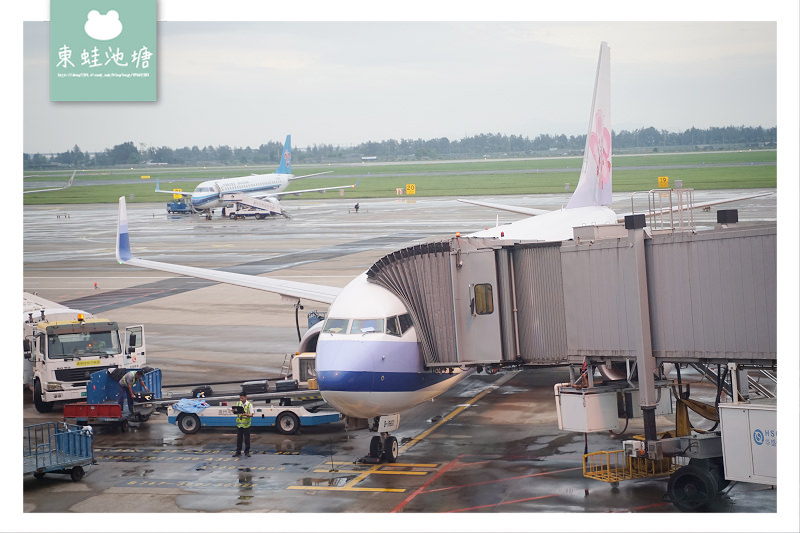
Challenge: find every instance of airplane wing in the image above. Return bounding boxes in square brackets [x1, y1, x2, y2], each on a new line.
[115, 197, 340, 304]
[457, 198, 553, 216]
[615, 190, 775, 222]
[288, 171, 335, 181]
[154, 178, 193, 197]
[23, 170, 77, 194]
[274, 181, 358, 198]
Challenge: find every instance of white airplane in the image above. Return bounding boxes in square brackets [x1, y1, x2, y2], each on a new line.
[155, 134, 355, 217]
[115, 42, 771, 462]
[23, 170, 77, 194]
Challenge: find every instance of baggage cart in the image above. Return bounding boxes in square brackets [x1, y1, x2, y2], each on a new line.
[23, 422, 94, 482]
[64, 367, 162, 430]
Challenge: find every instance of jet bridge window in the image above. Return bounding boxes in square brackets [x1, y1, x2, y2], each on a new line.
[322, 318, 349, 334]
[386, 313, 414, 337]
[472, 283, 494, 315]
[398, 313, 414, 333]
[350, 318, 384, 334]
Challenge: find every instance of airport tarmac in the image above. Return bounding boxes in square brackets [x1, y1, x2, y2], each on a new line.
[19, 192, 780, 526]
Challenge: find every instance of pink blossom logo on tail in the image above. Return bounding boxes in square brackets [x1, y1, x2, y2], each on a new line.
[589, 110, 611, 190]
[284, 150, 291, 165]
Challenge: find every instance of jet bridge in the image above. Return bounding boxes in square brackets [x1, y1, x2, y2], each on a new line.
[366, 218, 777, 370]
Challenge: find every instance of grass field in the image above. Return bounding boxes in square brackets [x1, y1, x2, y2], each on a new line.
[23, 150, 777, 205]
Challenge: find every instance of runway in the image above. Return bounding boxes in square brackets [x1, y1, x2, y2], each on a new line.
[21, 191, 779, 523]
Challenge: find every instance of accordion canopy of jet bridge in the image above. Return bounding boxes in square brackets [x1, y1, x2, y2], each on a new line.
[365, 222, 776, 368]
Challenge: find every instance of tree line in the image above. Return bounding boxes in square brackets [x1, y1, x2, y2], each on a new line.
[24, 125, 777, 170]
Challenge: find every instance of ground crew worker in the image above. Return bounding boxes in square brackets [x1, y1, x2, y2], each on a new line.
[233, 392, 254, 457]
[118, 369, 148, 414]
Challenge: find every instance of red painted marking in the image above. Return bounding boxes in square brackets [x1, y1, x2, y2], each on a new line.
[422, 466, 582, 495]
[392, 454, 582, 513]
[445, 493, 557, 513]
[625, 501, 673, 512]
[390, 455, 465, 513]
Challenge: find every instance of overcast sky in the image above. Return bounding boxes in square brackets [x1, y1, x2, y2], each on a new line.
[23, 19, 780, 154]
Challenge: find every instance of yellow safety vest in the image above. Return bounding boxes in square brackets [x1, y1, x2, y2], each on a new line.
[236, 400, 252, 428]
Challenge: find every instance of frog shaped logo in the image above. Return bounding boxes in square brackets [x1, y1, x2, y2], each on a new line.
[84, 9, 123, 41]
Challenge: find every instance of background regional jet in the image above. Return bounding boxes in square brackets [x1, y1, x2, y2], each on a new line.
[115, 42, 771, 462]
[23, 170, 77, 194]
[155, 135, 356, 218]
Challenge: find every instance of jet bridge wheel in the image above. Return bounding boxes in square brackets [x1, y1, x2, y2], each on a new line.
[667, 463, 722, 512]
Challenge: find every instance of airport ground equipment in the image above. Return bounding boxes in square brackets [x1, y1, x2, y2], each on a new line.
[23, 292, 147, 413]
[63, 367, 162, 431]
[362, 204, 776, 510]
[166, 198, 193, 213]
[168, 401, 341, 435]
[24, 422, 94, 482]
[220, 193, 284, 219]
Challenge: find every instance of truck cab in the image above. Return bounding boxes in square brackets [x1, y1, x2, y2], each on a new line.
[23, 298, 146, 412]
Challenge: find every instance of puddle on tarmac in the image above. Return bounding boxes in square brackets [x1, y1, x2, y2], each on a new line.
[297, 475, 355, 488]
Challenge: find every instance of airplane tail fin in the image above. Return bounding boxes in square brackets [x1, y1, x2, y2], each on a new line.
[276, 134, 292, 174]
[566, 42, 612, 209]
[116, 197, 133, 263]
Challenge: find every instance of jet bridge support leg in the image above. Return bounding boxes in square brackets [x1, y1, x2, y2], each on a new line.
[626, 220, 659, 443]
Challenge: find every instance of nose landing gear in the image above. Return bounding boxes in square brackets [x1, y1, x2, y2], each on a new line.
[359, 415, 400, 464]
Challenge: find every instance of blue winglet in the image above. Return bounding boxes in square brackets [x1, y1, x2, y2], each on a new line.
[116, 197, 133, 262]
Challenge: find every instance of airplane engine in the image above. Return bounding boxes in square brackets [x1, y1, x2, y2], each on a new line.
[297, 319, 323, 353]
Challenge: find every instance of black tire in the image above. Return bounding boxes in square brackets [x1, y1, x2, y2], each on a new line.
[229, 213, 236, 219]
[119, 419, 129, 432]
[176, 413, 201, 434]
[33, 380, 54, 413]
[255, 213, 263, 220]
[383, 436, 398, 463]
[70, 466, 85, 482]
[369, 436, 383, 458]
[33, 472, 45, 480]
[276, 412, 299, 435]
[668, 464, 720, 512]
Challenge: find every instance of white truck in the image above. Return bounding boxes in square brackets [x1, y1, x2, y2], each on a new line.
[23, 292, 146, 413]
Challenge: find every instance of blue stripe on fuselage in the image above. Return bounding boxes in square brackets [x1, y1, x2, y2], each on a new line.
[317, 370, 454, 392]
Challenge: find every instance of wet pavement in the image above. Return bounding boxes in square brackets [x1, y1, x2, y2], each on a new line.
[19, 192, 786, 529]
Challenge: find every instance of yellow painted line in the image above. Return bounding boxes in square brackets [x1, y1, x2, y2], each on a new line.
[399, 370, 520, 454]
[313, 469, 429, 476]
[287, 373, 518, 494]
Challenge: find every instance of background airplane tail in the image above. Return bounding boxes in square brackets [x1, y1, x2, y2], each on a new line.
[276, 134, 292, 174]
[566, 42, 612, 209]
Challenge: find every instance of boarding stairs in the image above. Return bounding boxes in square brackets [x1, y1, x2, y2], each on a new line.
[221, 193, 284, 217]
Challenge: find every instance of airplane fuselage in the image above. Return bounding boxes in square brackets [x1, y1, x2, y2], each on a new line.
[190, 173, 289, 211]
[314, 205, 618, 419]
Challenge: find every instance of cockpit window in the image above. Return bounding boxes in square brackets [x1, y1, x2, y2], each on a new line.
[350, 318, 384, 334]
[322, 318, 349, 334]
